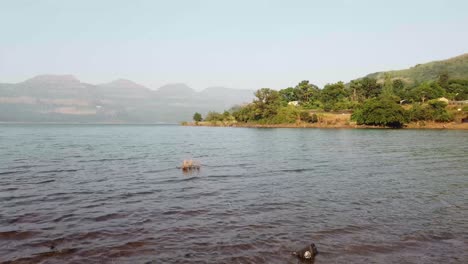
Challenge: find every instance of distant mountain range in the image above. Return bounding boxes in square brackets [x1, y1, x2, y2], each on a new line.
[363, 53, 468, 83]
[1, 53, 467, 123]
[0, 75, 254, 123]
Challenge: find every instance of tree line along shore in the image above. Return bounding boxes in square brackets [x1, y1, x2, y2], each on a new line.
[184, 73, 468, 129]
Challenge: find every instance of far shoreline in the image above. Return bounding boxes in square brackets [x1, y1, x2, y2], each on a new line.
[182, 121, 468, 130]
[0, 122, 179, 125]
[0, 121, 466, 130]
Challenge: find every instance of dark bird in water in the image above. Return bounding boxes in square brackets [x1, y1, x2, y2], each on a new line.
[292, 243, 318, 262]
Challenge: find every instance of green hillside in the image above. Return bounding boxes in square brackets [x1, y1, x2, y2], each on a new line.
[365, 53, 468, 84]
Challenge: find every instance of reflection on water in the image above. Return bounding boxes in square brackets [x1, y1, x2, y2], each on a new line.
[0, 125, 467, 263]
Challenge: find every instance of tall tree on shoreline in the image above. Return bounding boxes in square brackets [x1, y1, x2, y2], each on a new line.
[349, 77, 382, 101]
[193, 112, 202, 122]
[321, 81, 349, 111]
[253, 88, 282, 119]
[294, 80, 320, 104]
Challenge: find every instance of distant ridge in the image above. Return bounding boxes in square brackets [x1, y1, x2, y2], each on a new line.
[362, 53, 468, 83]
[99, 79, 149, 90]
[0, 76, 254, 123]
[22, 74, 81, 85]
[156, 83, 196, 97]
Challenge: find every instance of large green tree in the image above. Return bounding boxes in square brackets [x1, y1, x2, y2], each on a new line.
[392, 79, 406, 100]
[294, 80, 320, 105]
[253, 88, 282, 120]
[279, 87, 298, 102]
[411, 82, 445, 102]
[408, 100, 453, 122]
[232, 104, 256, 122]
[447, 79, 468, 100]
[320, 81, 349, 111]
[437, 72, 449, 90]
[193, 112, 202, 122]
[352, 98, 407, 128]
[349, 77, 382, 101]
[204, 111, 223, 121]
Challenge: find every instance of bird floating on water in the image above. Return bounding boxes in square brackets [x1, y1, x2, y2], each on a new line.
[292, 243, 318, 262]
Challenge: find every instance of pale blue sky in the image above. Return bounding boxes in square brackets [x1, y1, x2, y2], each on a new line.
[0, 0, 467, 90]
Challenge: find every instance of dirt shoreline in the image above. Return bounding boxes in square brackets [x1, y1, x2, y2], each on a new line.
[183, 121, 468, 130]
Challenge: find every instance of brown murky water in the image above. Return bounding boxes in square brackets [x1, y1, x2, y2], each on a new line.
[0, 125, 467, 263]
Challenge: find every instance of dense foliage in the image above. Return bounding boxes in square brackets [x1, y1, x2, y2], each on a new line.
[193, 112, 202, 122]
[408, 100, 454, 122]
[351, 99, 407, 128]
[195, 72, 467, 128]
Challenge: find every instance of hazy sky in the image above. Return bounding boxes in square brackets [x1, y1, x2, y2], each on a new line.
[1, 0, 467, 90]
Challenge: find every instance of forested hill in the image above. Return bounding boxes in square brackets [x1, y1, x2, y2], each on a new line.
[193, 53, 468, 128]
[363, 53, 468, 84]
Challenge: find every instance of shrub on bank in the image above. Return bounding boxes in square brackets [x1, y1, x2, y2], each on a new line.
[408, 100, 454, 122]
[269, 106, 300, 124]
[352, 98, 407, 128]
[299, 111, 318, 123]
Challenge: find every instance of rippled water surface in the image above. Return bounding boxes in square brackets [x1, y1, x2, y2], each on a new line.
[0, 124, 467, 263]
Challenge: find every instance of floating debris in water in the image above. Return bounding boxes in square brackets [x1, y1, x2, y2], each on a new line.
[181, 159, 200, 172]
[292, 243, 318, 262]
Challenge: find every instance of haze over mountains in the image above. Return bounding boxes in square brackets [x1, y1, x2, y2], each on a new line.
[0, 76, 254, 123]
[1, 53, 467, 123]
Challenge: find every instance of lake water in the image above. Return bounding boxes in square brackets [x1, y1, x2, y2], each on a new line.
[0, 124, 467, 263]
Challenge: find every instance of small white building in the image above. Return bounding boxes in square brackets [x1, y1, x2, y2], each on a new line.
[288, 101, 299, 106]
[437, 97, 449, 103]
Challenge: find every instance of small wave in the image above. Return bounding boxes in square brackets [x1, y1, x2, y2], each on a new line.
[315, 225, 373, 236]
[0, 170, 29, 175]
[37, 169, 79, 174]
[67, 155, 83, 158]
[8, 248, 79, 263]
[203, 163, 255, 168]
[7, 213, 42, 224]
[90, 213, 127, 222]
[46, 192, 69, 197]
[1, 187, 18, 191]
[156, 176, 199, 184]
[143, 168, 174, 174]
[207, 174, 248, 179]
[1, 194, 38, 202]
[343, 243, 402, 254]
[173, 191, 220, 199]
[162, 209, 210, 216]
[35, 179, 55, 184]
[401, 231, 455, 242]
[0, 230, 39, 240]
[279, 168, 315, 173]
[104, 239, 156, 258]
[39, 195, 73, 203]
[78, 157, 140, 163]
[117, 191, 156, 199]
[13, 158, 29, 162]
[80, 203, 106, 209]
[52, 214, 76, 223]
[30, 230, 115, 248]
[9, 163, 48, 169]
